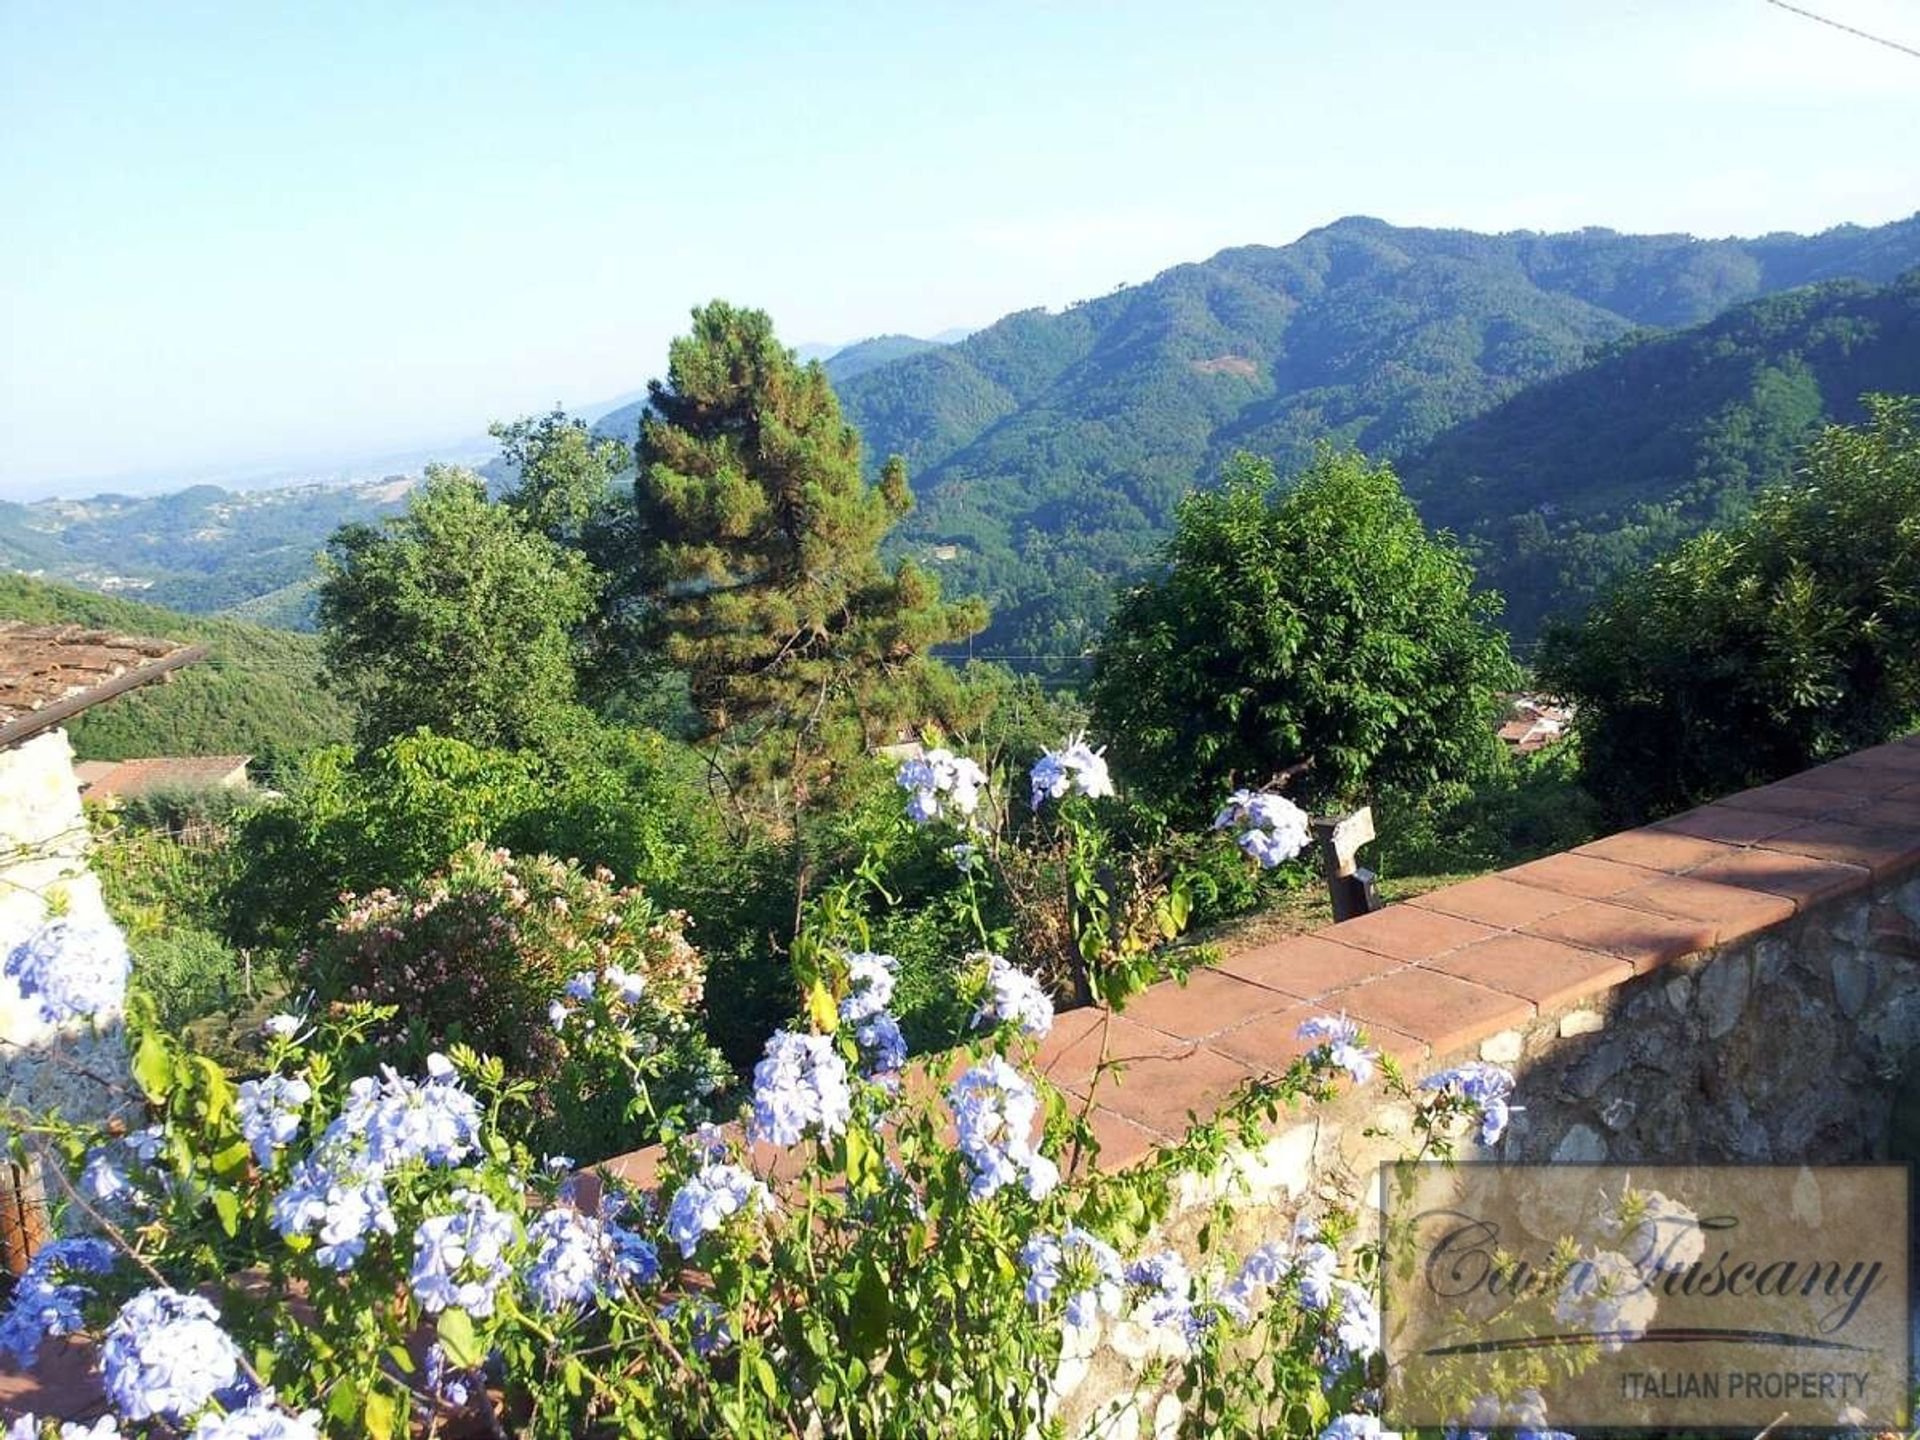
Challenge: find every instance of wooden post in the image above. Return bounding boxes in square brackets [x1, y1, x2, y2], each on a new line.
[0, 1157, 50, 1275]
[1311, 806, 1379, 923]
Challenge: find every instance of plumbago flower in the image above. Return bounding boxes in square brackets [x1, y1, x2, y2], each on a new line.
[100, 1287, 241, 1422]
[896, 747, 989, 824]
[235, 1074, 312, 1169]
[1021, 1227, 1125, 1328]
[189, 1401, 324, 1440]
[1029, 734, 1114, 809]
[1213, 788, 1313, 868]
[948, 1056, 1058, 1200]
[1420, 1061, 1517, 1145]
[665, 1161, 772, 1256]
[970, 952, 1054, 1039]
[1554, 1248, 1656, 1351]
[524, 1204, 660, 1312]
[0, 1237, 116, 1365]
[838, 952, 909, 1081]
[409, 1189, 518, 1317]
[6, 1419, 122, 1439]
[4, 915, 131, 1025]
[1298, 1014, 1378, 1085]
[269, 1054, 481, 1270]
[748, 1029, 852, 1146]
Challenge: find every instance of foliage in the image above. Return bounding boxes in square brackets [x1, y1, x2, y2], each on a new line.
[1369, 742, 1603, 880]
[1406, 269, 1920, 637]
[0, 574, 350, 761]
[630, 302, 990, 804]
[305, 843, 728, 1159]
[222, 726, 708, 951]
[489, 407, 630, 547]
[1539, 397, 1920, 821]
[822, 215, 1920, 658]
[317, 465, 597, 752]
[1089, 450, 1517, 817]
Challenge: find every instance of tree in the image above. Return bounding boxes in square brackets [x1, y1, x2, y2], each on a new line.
[318, 465, 596, 751]
[632, 302, 989, 805]
[489, 407, 628, 548]
[1088, 449, 1517, 817]
[1539, 395, 1920, 821]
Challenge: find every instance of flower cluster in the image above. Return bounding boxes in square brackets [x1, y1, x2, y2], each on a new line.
[1420, 1061, 1517, 1145]
[1212, 788, 1312, 868]
[235, 1074, 312, 1169]
[1297, 1014, 1377, 1085]
[748, 1029, 852, 1146]
[1447, 1388, 1574, 1440]
[1123, 1249, 1197, 1335]
[1554, 1248, 1656, 1351]
[100, 1287, 241, 1422]
[0, 1236, 115, 1366]
[409, 1189, 517, 1317]
[1029, 734, 1114, 810]
[970, 952, 1054, 1039]
[665, 1160, 771, 1257]
[270, 1054, 481, 1270]
[3, 915, 131, 1025]
[190, 1401, 324, 1440]
[524, 1204, 660, 1312]
[840, 951, 908, 1081]
[1020, 1227, 1124, 1328]
[896, 747, 987, 824]
[947, 1057, 1058, 1200]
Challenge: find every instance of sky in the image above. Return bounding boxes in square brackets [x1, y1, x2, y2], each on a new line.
[1, 0, 1917, 499]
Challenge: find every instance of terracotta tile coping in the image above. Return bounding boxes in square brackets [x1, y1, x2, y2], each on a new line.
[586, 737, 1920, 1187]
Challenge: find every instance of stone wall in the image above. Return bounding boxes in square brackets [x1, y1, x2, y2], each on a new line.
[1044, 734, 1920, 1437]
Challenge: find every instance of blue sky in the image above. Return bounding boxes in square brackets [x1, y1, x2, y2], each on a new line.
[1, 0, 1916, 498]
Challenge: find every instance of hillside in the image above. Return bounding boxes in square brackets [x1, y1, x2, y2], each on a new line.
[825, 213, 1920, 655]
[1402, 269, 1920, 638]
[0, 476, 411, 621]
[0, 574, 350, 762]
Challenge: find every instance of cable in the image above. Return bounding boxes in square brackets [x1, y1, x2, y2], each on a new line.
[1761, 0, 1920, 59]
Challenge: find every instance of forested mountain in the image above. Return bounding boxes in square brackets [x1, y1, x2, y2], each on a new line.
[0, 574, 349, 761]
[1402, 269, 1920, 638]
[0, 477, 411, 618]
[824, 213, 1920, 655]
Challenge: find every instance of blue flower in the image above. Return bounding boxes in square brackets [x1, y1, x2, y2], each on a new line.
[838, 951, 897, 1024]
[1213, 790, 1312, 868]
[188, 1399, 323, 1439]
[5, 916, 130, 1025]
[1420, 1061, 1517, 1144]
[410, 1189, 517, 1318]
[895, 749, 988, 824]
[663, 1296, 733, 1357]
[1029, 734, 1113, 810]
[1021, 1228, 1124, 1328]
[564, 971, 596, 1001]
[603, 965, 647, 1004]
[947, 1058, 1058, 1201]
[1294, 1241, 1339, 1310]
[969, 952, 1054, 1039]
[1124, 1249, 1194, 1333]
[0, 1237, 116, 1366]
[524, 1206, 659, 1312]
[854, 1012, 908, 1081]
[748, 1030, 852, 1147]
[100, 1287, 240, 1422]
[236, 1075, 311, 1169]
[665, 1161, 770, 1257]
[1319, 1416, 1387, 1440]
[1297, 1014, 1377, 1085]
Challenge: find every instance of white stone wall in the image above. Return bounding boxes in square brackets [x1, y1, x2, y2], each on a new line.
[0, 729, 132, 1131]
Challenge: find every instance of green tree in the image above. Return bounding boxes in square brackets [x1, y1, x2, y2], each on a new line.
[1088, 449, 1517, 816]
[318, 465, 596, 751]
[1539, 395, 1920, 821]
[632, 301, 989, 806]
[489, 407, 629, 548]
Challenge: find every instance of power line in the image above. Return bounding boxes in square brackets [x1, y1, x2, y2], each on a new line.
[1761, 0, 1920, 59]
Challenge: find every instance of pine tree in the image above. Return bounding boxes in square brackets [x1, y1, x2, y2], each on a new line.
[633, 302, 988, 805]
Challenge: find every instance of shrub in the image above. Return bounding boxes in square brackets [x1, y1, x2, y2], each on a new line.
[1539, 396, 1920, 820]
[305, 844, 728, 1158]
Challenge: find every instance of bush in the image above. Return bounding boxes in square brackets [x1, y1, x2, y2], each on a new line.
[1539, 396, 1920, 820]
[1089, 450, 1518, 820]
[305, 843, 729, 1158]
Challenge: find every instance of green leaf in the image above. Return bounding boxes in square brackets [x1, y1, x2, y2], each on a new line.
[211, 1188, 240, 1237]
[132, 1029, 173, 1102]
[364, 1389, 398, 1440]
[436, 1306, 483, 1370]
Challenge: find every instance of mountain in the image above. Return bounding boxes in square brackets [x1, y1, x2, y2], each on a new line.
[1400, 268, 1920, 639]
[0, 477, 413, 621]
[0, 574, 351, 762]
[824, 213, 1920, 656]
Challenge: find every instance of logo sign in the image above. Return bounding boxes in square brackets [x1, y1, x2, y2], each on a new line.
[1381, 1164, 1910, 1431]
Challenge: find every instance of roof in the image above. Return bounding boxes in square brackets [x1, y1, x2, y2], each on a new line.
[0, 622, 208, 749]
[78, 755, 251, 800]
